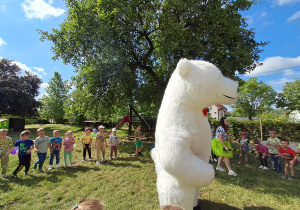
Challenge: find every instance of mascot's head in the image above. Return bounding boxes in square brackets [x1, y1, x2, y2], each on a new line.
[168, 58, 238, 108]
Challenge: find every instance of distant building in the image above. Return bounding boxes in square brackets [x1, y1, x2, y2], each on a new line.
[208, 104, 227, 120]
[289, 110, 300, 122]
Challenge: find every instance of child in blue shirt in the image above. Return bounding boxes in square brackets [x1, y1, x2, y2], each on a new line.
[3, 130, 34, 177]
[48, 130, 63, 170]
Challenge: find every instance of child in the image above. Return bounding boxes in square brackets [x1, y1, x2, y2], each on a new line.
[81, 127, 93, 161]
[210, 129, 217, 163]
[134, 126, 145, 156]
[48, 130, 63, 170]
[3, 130, 34, 177]
[109, 128, 119, 160]
[95, 125, 106, 164]
[238, 132, 249, 165]
[277, 139, 298, 181]
[266, 129, 282, 173]
[72, 199, 104, 210]
[63, 131, 75, 167]
[34, 128, 50, 172]
[0, 129, 13, 178]
[254, 140, 269, 170]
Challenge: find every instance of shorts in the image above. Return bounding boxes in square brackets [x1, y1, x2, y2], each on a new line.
[96, 141, 105, 152]
[284, 159, 298, 165]
[135, 141, 143, 148]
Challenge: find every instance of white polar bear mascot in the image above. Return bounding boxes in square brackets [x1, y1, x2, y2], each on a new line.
[151, 59, 238, 210]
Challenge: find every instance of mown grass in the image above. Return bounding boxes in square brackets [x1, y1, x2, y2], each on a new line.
[0, 124, 299, 210]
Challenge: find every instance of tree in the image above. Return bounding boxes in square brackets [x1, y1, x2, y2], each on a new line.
[231, 78, 277, 120]
[39, 0, 268, 110]
[0, 58, 42, 117]
[39, 72, 69, 123]
[277, 79, 300, 112]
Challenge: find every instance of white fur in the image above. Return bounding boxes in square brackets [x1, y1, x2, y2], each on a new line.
[151, 59, 238, 210]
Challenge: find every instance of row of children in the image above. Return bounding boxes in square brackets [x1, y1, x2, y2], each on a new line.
[213, 128, 299, 181]
[0, 125, 145, 178]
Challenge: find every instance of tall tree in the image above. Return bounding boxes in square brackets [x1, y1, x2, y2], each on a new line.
[39, 0, 267, 109]
[231, 78, 277, 120]
[39, 72, 69, 123]
[0, 58, 42, 117]
[277, 79, 300, 112]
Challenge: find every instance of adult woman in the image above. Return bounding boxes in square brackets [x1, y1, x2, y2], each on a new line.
[212, 117, 237, 176]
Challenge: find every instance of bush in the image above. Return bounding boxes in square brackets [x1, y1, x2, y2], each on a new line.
[25, 118, 50, 124]
[209, 118, 300, 143]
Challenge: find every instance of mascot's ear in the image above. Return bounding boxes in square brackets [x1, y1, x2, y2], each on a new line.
[176, 58, 192, 78]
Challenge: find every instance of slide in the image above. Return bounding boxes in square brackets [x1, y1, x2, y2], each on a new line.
[106, 115, 130, 135]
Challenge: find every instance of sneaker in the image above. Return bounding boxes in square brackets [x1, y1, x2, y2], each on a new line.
[245, 163, 249, 166]
[288, 176, 295, 181]
[115, 156, 118, 159]
[56, 164, 60, 168]
[228, 170, 238, 176]
[238, 161, 241, 164]
[138, 152, 143, 156]
[101, 158, 106, 162]
[24, 172, 28, 175]
[259, 165, 264, 169]
[2, 174, 8, 178]
[64, 165, 67, 168]
[96, 161, 100, 165]
[33, 164, 37, 169]
[82, 159, 85, 162]
[11, 174, 17, 178]
[213, 158, 217, 162]
[263, 166, 268, 170]
[69, 164, 72, 167]
[38, 169, 45, 173]
[109, 157, 112, 161]
[282, 175, 288, 179]
[88, 159, 92, 161]
[216, 166, 226, 172]
[48, 165, 53, 170]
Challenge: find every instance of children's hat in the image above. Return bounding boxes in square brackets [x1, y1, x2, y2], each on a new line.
[112, 128, 117, 132]
[240, 132, 247, 135]
[98, 125, 105, 129]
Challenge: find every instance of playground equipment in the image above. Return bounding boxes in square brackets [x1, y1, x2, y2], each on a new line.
[0, 119, 9, 129]
[105, 105, 155, 140]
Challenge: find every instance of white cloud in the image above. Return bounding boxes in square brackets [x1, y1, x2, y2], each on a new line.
[0, 5, 7, 13]
[283, 69, 300, 77]
[32, 66, 47, 75]
[12, 60, 47, 78]
[40, 82, 49, 88]
[268, 78, 295, 87]
[261, 12, 267, 17]
[22, 0, 65, 20]
[0, 37, 7, 46]
[287, 10, 300, 22]
[274, 0, 300, 6]
[246, 56, 300, 76]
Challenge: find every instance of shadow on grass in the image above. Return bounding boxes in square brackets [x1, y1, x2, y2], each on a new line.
[211, 152, 300, 198]
[200, 199, 241, 210]
[101, 159, 142, 168]
[244, 207, 277, 210]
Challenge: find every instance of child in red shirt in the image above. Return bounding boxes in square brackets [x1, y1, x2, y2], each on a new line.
[277, 139, 297, 181]
[254, 140, 269, 170]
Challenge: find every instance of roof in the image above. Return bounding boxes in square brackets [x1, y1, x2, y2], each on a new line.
[0, 119, 8, 122]
[215, 104, 227, 110]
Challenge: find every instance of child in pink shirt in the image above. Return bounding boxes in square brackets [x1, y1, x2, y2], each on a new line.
[63, 131, 75, 167]
[254, 140, 269, 170]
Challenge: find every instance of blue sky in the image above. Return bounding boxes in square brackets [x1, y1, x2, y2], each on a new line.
[0, 0, 299, 98]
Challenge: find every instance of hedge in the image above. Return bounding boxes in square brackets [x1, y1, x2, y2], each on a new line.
[209, 118, 300, 143]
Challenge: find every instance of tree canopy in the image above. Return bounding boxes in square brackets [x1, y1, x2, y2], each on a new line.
[0, 58, 42, 117]
[39, 0, 267, 119]
[231, 77, 277, 120]
[277, 79, 300, 112]
[39, 72, 69, 123]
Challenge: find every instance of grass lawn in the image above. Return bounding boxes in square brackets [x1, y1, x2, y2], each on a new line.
[0, 124, 299, 210]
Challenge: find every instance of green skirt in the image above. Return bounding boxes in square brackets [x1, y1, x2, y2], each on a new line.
[212, 138, 233, 158]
